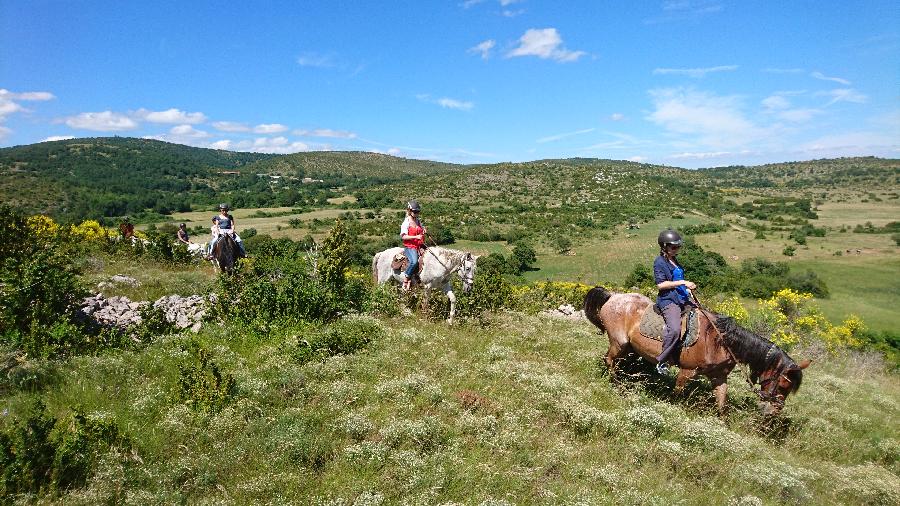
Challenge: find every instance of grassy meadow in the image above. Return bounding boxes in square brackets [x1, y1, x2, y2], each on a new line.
[12, 300, 900, 504]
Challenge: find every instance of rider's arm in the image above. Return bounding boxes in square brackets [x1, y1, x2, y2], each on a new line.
[656, 280, 694, 290]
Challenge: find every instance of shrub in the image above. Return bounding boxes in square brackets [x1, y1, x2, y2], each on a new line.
[624, 263, 654, 288]
[509, 243, 537, 273]
[783, 246, 796, 256]
[318, 220, 351, 291]
[363, 284, 403, 317]
[0, 399, 129, 496]
[293, 318, 383, 364]
[174, 340, 236, 413]
[1, 206, 87, 358]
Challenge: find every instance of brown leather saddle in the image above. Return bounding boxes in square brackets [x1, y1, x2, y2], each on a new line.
[391, 249, 425, 281]
[639, 306, 700, 348]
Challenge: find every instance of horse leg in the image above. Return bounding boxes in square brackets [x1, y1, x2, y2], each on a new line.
[710, 376, 729, 415]
[605, 340, 631, 379]
[674, 368, 698, 395]
[443, 283, 456, 324]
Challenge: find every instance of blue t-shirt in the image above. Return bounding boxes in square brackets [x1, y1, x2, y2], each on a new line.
[653, 255, 689, 308]
[213, 215, 233, 230]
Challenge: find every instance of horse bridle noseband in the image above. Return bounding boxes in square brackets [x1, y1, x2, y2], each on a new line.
[754, 344, 793, 407]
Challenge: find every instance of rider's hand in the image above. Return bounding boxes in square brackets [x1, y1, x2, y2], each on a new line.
[684, 281, 697, 290]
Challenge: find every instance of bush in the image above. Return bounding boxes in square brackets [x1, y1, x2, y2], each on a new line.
[509, 243, 537, 273]
[783, 246, 796, 256]
[1, 206, 88, 358]
[292, 318, 383, 364]
[624, 263, 654, 288]
[174, 340, 236, 413]
[0, 399, 129, 496]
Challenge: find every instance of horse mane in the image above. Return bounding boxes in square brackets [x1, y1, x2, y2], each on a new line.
[714, 315, 801, 391]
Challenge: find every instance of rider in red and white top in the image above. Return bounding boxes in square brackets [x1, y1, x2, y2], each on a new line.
[400, 200, 426, 290]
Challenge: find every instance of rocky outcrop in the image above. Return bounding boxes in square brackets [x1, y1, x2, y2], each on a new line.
[541, 304, 586, 321]
[78, 293, 208, 333]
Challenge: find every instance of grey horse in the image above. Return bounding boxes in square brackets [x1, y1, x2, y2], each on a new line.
[372, 246, 477, 324]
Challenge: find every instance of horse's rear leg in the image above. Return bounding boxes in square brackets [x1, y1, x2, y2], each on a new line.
[674, 368, 698, 395]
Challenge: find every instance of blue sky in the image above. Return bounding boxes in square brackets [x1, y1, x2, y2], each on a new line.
[2, 0, 898, 167]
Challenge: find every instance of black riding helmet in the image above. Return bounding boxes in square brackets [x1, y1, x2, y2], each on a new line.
[658, 229, 683, 248]
[407, 200, 421, 213]
[219, 203, 229, 211]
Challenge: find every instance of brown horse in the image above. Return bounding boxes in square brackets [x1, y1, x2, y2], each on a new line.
[211, 233, 243, 273]
[583, 287, 810, 415]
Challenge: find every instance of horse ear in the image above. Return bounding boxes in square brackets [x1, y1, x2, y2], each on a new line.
[797, 359, 811, 369]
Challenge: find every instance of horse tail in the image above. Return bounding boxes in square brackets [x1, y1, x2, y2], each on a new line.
[583, 286, 612, 333]
[371, 251, 380, 283]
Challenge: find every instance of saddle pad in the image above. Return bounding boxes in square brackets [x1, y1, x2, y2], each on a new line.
[639, 307, 700, 348]
[391, 253, 408, 272]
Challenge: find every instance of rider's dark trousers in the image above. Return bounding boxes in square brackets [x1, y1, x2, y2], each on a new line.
[656, 302, 683, 365]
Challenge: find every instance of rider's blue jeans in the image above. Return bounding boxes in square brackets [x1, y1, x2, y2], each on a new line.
[404, 247, 418, 278]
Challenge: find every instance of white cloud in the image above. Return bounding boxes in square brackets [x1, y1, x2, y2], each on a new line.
[647, 88, 767, 148]
[502, 9, 525, 17]
[387, 147, 402, 155]
[64, 111, 139, 131]
[170, 124, 211, 138]
[761, 95, 791, 110]
[208, 140, 232, 150]
[297, 52, 335, 68]
[294, 128, 357, 138]
[811, 71, 851, 85]
[653, 65, 738, 78]
[777, 108, 821, 122]
[0, 125, 11, 140]
[609, 113, 625, 121]
[0, 98, 24, 118]
[468, 39, 496, 59]
[799, 131, 899, 156]
[817, 88, 867, 106]
[212, 121, 251, 132]
[437, 97, 474, 111]
[135, 108, 207, 124]
[669, 151, 731, 159]
[507, 28, 586, 63]
[0, 89, 56, 101]
[41, 135, 75, 142]
[537, 127, 595, 143]
[627, 156, 647, 163]
[253, 123, 289, 134]
[248, 136, 309, 154]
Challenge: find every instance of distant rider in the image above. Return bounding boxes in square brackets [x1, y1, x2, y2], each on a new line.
[208, 203, 246, 257]
[399, 200, 426, 290]
[119, 216, 134, 239]
[653, 229, 697, 375]
[177, 223, 191, 245]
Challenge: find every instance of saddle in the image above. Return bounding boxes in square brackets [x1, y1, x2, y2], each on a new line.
[639, 306, 700, 348]
[391, 249, 425, 281]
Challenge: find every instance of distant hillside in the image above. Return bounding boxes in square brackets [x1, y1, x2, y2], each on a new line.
[0, 138, 463, 221]
[0, 137, 275, 220]
[699, 157, 900, 189]
[244, 151, 465, 185]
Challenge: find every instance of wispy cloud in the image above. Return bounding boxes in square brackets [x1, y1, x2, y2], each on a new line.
[253, 123, 289, 134]
[296, 52, 336, 68]
[761, 93, 821, 122]
[0, 126, 12, 140]
[211, 121, 251, 133]
[468, 39, 496, 59]
[811, 71, 851, 85]
[507, 28, 586, 63]
[609, 113, 625, 121]
[169, 124, 210, 138]
[817, 88, 867, 106]
[653, 65, 737, 78]
[134, 108, 207, 124]
[537, 127, 595, 143]
[669, 150, 732, 160]
[645, 0, 723, 24]
[0, 88, 55, 125]
[647, 87, 768, 148]
[0, 89, 55, 101]
[294, 128, 358, 139]
[64, 111, 139, 131]
[417, 94, 474, 111]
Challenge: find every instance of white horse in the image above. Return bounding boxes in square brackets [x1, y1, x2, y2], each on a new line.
[372, 246, 477, 324]
[186, 242, 207, 257]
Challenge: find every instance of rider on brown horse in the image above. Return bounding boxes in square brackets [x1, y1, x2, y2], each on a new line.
[653, 229, 697, 375]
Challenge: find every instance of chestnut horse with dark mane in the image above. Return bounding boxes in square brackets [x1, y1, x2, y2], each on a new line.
[584, 287, 810, 415]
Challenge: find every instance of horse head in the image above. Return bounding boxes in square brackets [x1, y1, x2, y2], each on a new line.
[758, 358, 811, 416]
[458, 252, 477, 293]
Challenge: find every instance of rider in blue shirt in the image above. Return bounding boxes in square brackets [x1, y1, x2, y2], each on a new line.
[207, 203, 245, 256]
[653, 229, 697, 375]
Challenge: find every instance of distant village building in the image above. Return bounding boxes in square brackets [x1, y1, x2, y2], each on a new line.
[218, 170, 241, 175]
